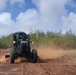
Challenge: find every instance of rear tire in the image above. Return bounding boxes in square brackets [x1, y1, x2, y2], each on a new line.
[10, 49, 15, 63]
[32, 49, 37, 63]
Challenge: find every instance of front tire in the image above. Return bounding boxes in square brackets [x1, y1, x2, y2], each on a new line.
[10, 49, 15, 63]
[32, 49, 37, 63]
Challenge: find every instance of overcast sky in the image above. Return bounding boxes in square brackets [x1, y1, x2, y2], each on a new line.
[0, 0, 76, 36]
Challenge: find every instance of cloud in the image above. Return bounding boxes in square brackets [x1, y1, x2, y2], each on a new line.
[16, 0, 69, 31]
[32, 0, 76, 33]
[0, 0, 25, 11]
[15, 0, 68, 32]
[0, 0, 76, 36]
[0, 0, 69, 36]
[0, 12, 15, 36]
[9, 0, 25, 6]
[0, 9, 38, 36]
[0, 0, 7, 11]
[62, 12, 76, 33]
[10, 0, 24, 4]
[16, 9, 39, 32]
[33, 0, 67, 22]
[66, 0, 76, 8]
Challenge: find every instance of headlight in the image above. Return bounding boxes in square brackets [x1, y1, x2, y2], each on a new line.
[13, 41, 16, 43]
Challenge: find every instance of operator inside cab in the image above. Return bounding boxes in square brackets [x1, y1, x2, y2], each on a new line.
[19, 34, 23, 40]
[13, 32, 28, 42]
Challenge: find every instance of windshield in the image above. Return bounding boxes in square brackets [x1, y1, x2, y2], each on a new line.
[14, 33, 26, 41]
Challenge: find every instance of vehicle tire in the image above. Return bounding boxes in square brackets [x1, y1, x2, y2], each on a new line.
[10, 49, 15, 63]
[32, 49, 37, 63]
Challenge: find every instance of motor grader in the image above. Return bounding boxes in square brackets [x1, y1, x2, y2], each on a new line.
[5, 32, 38, 63]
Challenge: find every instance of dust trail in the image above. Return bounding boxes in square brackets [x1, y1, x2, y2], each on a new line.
[36, 46, 65, 60]
[0, 56, 27, 63]
[0, 56, 6, 62]
[0, 46, 66, 63]
[15, 57, 27, 63]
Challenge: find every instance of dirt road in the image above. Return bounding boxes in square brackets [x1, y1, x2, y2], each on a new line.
[0, 49, 76, 75]
[0, 63, 76, 75]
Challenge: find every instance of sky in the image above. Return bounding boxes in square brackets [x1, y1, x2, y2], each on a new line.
[0, 0, 76, 36]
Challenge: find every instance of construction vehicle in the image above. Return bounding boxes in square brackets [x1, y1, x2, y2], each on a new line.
[5, 32, 38, 63]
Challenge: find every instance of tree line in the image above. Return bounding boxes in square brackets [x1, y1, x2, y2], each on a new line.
[0, 29, 76, 49]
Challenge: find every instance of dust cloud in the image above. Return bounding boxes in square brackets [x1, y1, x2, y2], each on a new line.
[0, 46, 66, 63]
[36, 46, 65, 60]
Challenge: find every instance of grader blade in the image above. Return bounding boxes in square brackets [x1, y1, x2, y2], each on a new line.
[5, 55, 10, 58]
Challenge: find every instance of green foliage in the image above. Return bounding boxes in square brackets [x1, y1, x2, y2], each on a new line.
[0, 35, 13, 49]
[30, 29, 76, 49]
[0, 29, 76, 49]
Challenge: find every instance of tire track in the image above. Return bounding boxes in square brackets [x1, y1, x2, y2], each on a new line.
[40, 64, 52, 75]
[0, 63, 76, 75]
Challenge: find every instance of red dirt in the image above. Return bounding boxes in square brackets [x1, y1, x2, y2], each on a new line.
[0, 48, 76, 75]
